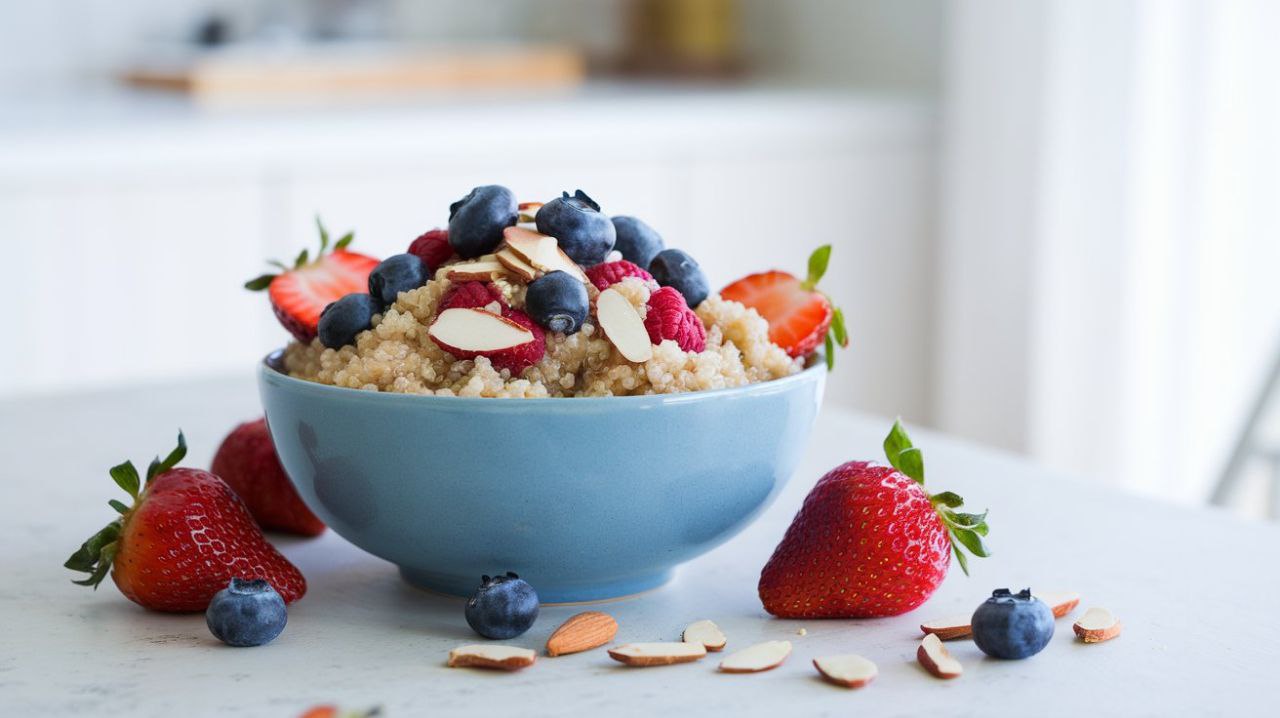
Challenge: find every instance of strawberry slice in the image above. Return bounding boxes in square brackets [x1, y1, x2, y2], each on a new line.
[720, 245, 849, 368]
[245, 218, 380, 343]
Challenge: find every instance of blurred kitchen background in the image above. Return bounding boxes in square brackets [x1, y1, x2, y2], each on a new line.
[3, 0, 1279, 518]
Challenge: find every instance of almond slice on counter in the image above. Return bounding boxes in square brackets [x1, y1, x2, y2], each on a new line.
[428, 308, 534, 351]
[446, 255, 509, 282]
[917, 633, 963, 679]
[546, 611, 618, 657]
[1073, 607, 1122, 643]
[813, 654, 878, 688]
[1036, 591, 1082, 618]
[502, 226, 588, 282]
[495, 247, 539, 283]
[681, 619, 727, 652]
[920, 615, 972, 640]
[608, 642, 707, 667]
[596, 288, 653, 362]
[447, 644, 536, 671]
[719, 640, 791, 673]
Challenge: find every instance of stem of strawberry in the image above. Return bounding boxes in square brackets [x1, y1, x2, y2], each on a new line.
[882, 419, 990, 575]
[800, 245, 850, 371]
[244, 217, 357, 291]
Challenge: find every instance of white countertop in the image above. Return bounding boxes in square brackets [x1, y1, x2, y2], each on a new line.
[3, 375, 1275, 716]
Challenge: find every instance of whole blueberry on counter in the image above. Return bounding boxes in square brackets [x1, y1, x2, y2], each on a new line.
[449, 185, 518, 258]
[610, 216, 665, 269]
[971, 588, 1054, 659]
[368, 253, 429, 307]
[649, 248, 709, 308]
[206, 578, 288, 647]
[465, 572, 539, 639]
[525, 271, 589, 335]
[536, 190, 616, 266]
[318, 293, 379, 349]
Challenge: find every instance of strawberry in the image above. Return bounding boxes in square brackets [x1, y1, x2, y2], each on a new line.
[212, 418, 325, 537]
[720, 245, 850, 368]
[758, 420, 990, 618]
[408, 227, 454, 270]
[65, 432, 307, 612]
[644, 286, 706, 352]
[245, 218, 380, 343]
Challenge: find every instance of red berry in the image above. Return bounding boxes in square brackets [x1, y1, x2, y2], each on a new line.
[408, 228, 454, 270]
[643, 286, 706, 352]
[212, 418, 325, 537]
[585, 260, 654, 292]
[66, 433, 306, 612]
[441, 281, 506, 311]
[432, 287, 545, 374]
[481, 308, 545, 373]
[720, 270, 831, 358]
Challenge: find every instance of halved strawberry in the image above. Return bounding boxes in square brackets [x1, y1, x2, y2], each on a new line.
[720, 245, 849, 368]
[245, 218, 380, 343]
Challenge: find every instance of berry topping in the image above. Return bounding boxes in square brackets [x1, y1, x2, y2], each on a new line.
[971, 589, 1055, 659]
[757, 420, 989, 618]
[720, 245, 849, 368]
[428, 307, 545, 374]
[317, 293, 379, 350]
[649, 248, 709, 309]
[610, 216, 665, 269]
[65, 432, 306, 612]
[244, 219, 379, 343]
[407, 228, 454, 270]
[465, 572, 540, 640]
[525, 271, 589, 335]
[212, 418, 325, 536]
[368, 253, 429, 308]
[644, 286, 706, 352]
[448, 185, 518, 258]
[585, 260, 654, 292]
[535, 190, 616, 266]
[206, 578, 288, 647]
[441, 281, 507, 311]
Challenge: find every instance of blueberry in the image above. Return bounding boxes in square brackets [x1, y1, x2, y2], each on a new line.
[368, 253, 428, 308]
[535, 190, 616, 266]
[971, 588, 1055, 659]
[525, 271, 589, 335]
[649, 248, 709, 308]
[318, 293, 379, 349]
[464, 572, 539, 640]
[206, 578, 287, 647]
[610, 216, 665, 269]
[448, 185, 518, 258]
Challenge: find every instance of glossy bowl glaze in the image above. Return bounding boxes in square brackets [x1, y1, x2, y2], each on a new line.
[258, 352, 824, 602]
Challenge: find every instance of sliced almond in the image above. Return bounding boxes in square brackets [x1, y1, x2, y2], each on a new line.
[428, 308, 534, 352]
[503, 226, 587, 282]
[719, 640, 791, 673]
[917, 633, 963, 679]
[596, 288, 653, 362]
[495, 247, 539, 283]
[1073, 607, 1122, 643]
[447, 644, 536, 671]
[920, 615, 972, 640]
[446, 255, 509, 282]
[813, 654, 878, 688]
[546, 611, 618, 657]
[608, 642, 706, 667]
[1036, 591, 1082, 618]
[681, 619, 727, 652]
[518, 201, 544, 224]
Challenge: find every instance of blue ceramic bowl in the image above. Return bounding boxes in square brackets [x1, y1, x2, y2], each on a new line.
[258, 352, 824, 603]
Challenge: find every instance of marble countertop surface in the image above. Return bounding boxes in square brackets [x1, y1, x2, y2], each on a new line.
[2, 375, 1275, 717]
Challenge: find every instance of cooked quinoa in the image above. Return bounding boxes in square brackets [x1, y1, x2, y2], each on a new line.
[283, 267, 800, 397]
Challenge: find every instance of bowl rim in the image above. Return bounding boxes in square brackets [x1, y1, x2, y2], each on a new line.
[260, 349, 824, 408]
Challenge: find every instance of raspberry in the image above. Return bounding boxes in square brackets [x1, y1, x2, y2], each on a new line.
[442, 281, 506, 311]
[644, 286, 706, 352]
[408, 228, 454, 270]
[481, 308, 545, 374]
[585, 260, 654, 292]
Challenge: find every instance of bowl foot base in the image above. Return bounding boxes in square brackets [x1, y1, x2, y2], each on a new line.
[398, 566, 674, 605]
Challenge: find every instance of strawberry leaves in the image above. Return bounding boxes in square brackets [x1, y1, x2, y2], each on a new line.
[65, 431, 187, 590]
[245, 216, 356, 292]
[799, 245, 850, 371]
[883, 419, 991, 576]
